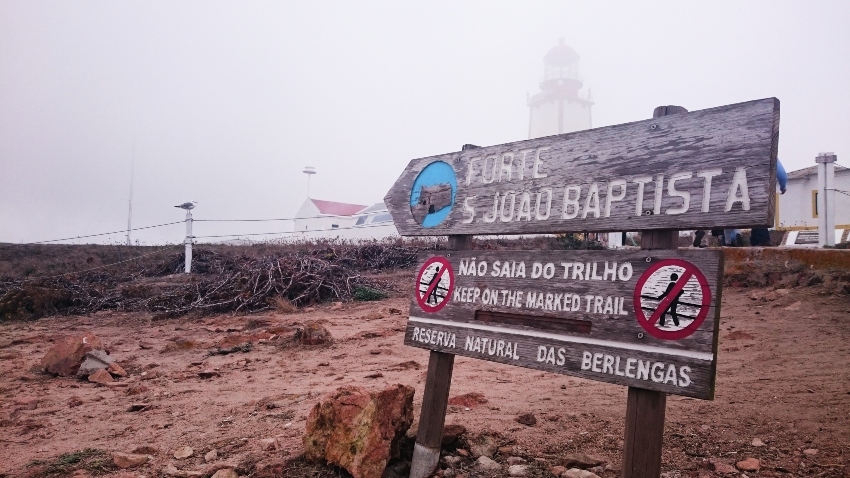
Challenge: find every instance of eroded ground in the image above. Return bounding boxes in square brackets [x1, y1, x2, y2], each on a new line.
[1, 286, 848, 477]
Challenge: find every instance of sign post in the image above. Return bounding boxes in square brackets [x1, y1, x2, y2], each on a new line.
[388, 100, 778, 478]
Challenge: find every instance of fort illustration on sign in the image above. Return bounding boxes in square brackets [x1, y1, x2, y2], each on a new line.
[409, 161, 457, 227]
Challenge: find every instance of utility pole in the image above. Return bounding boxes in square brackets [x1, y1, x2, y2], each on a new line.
[184, 208, 193, 273]
[816, 152, 837, 247]
[126, 141, 135, 246]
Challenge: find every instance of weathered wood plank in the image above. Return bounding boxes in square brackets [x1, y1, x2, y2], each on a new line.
[384, 98, 779, 236]
[404, 249, 721, 399]
[623, 387, 667, 478]
[402, 320, 714, 399]
[409, 250, 722, 354]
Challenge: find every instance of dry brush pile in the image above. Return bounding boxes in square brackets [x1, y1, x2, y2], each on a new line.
[0, 241, 430, 321]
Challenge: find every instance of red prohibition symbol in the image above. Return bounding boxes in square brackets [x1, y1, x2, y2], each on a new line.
[633, 259, 711, 340]
[415, 256, 454, 313]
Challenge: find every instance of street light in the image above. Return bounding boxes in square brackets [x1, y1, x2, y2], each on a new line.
[303, 166, 316, 198]
[175, 201, 196, 273]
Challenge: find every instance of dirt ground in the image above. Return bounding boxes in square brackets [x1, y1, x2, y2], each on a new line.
[1, 283, 848, 478]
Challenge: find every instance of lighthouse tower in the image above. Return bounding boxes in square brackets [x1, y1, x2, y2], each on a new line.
[527, 39, 593, 139]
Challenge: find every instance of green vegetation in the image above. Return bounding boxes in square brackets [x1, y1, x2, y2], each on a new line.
[352, 286, 388, 301]
[27, 448, 115, 477]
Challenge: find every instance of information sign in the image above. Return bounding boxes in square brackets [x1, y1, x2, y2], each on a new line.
[384, 98, 779, 236]
[404, 250, 722, 399]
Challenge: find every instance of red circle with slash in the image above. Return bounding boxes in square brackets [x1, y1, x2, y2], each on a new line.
[415, 256, 454, 313]
[633, 259, 712, 340]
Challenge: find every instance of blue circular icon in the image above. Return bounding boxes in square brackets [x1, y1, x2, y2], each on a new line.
[409, 161, 457, 228]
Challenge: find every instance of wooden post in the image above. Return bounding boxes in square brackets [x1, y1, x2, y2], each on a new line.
[409, 149, 476, 478]
[409, 235, 469, 478]
[622, 105, 687, 478]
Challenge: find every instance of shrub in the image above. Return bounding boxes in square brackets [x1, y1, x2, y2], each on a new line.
[352, 287, 388, 301]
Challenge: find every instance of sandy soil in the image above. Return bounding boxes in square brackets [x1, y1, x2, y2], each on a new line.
[1, 285, 848, 478]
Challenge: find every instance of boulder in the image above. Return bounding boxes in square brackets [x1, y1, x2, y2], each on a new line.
[112, 452, 149, 469]
[77, 350, 114, 378]
[41, 333, 104, 376]
[303, 384, 414, 478]
[297, 322, 333, 345]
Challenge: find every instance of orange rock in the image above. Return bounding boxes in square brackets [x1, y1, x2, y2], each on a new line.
[303, 384, 414, 478]
[736, 458, 760, 472]
[108, 362, 127, 377]
[88, 369, 114, 385]
[41, 333, 104, 376]
[112, 452, 149, 468]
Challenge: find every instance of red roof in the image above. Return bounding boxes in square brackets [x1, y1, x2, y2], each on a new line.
[311, 199, 368, 216]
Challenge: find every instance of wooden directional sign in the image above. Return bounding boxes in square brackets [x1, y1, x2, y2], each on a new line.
[385, 98, 779, 236]
[404, 249, 723, 399]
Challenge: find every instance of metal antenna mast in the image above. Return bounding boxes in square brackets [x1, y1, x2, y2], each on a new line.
[126, 140, 135, 246]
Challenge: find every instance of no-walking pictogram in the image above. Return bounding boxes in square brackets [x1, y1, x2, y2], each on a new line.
[633, 259, 711, 340]
[415, 256, 454, 313]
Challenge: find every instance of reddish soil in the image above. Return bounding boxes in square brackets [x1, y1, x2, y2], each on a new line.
[1, 285, 848, 477]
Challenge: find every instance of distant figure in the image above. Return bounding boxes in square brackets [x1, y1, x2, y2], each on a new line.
[724, 229, 744, 247]
[656, 272, 685, 327]
[751, 159, 788, 246]
[692, 229, 706, 248]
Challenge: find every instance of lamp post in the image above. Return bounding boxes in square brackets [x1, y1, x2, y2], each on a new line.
[303, 166, 316, 198]
[175, 201, 197, 273]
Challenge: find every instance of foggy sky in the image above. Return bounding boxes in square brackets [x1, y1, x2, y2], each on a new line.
[2, 1, 849, 245]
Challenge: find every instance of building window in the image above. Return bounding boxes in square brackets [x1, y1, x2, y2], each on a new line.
[812, 190, 818, 218]
[371, 213, 394, 224]
[331, 224, 339, 229]
[354, 216, 367, 226]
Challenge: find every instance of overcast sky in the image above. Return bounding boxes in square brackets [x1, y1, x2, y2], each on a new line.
[2, 1, 849, 245]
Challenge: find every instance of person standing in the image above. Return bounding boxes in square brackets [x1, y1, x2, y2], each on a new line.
[750, 159, 788, 246]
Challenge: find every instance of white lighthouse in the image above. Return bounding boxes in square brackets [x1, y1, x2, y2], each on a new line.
[528, 39, 593, 139]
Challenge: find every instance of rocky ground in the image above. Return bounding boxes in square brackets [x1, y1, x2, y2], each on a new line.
[1, 282, 849, 478]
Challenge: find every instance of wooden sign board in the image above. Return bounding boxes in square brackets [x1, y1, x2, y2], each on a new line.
[385, 98, 779, 236]
[405, 249, 722, 399]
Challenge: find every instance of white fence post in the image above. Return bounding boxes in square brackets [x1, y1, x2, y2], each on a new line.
[185, 209, 193, 273]
[816, 152, 837, 247]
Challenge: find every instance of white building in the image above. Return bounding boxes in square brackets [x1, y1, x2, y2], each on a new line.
[777, 164, 850, 242]
[292, 198, 398, 240]
[528, 39, 593, 139]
